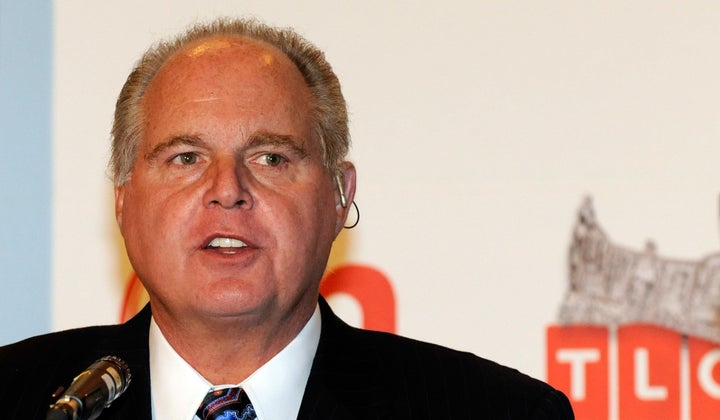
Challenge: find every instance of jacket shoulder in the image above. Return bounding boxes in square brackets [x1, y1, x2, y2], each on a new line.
[0, 307, 152, 419]
[312, 301, 574, 419]
[353, 328, 546, 388]
[0, 323, 125, 363]
[353, 328, 572, 418]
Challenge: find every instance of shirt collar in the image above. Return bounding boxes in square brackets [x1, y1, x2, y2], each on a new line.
[149, 305, 321, 420]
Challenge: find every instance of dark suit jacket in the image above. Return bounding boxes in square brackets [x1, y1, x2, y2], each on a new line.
[0, 298, 573, 419]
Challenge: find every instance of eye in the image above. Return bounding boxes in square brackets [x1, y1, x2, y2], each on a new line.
[257, 153, 286, 167]
[171, 152, 198, 165]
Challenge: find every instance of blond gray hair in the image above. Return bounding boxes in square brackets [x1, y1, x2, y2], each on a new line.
[110, 18, 349, 185]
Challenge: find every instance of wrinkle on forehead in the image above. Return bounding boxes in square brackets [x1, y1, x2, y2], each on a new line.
[189, 97, 220, 103]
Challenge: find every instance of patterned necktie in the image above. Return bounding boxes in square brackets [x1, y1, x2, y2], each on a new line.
[195, 387, 257, 420]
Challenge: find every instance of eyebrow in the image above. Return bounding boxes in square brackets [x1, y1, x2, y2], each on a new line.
[144, 135, 205, 162]
[246, 131, 309, 159]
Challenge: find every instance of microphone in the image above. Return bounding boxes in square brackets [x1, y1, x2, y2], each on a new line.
[46, 356, 132, 420]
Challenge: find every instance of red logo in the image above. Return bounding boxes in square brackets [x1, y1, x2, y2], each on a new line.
[548, 324, 720, 419]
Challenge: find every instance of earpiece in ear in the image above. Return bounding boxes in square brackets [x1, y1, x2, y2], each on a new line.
[335, 174, 348, 208]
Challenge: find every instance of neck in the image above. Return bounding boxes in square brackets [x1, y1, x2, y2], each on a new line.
[151, 301, 316, 384]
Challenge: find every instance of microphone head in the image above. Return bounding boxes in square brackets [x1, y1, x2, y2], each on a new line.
[96, 355, 132, 402]
[46, 355, 132, 420]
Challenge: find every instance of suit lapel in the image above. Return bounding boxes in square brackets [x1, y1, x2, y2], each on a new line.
[297, 297, 395, 419]
[99, 304, 153, 420]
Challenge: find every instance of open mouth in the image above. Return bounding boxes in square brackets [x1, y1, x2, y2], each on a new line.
[205, 237, 248, 254]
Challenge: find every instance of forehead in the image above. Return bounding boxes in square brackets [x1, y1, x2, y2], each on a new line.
[139, 35, 316, 144]
[159, 35, 303, 81]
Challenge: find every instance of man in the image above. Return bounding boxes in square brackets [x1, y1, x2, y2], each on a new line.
[0, 18, 573, 419]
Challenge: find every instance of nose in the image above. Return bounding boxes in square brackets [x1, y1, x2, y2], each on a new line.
[203, 158, 253, 209]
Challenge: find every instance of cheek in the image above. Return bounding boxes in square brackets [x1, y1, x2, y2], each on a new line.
[291, 192, 338, 246]
[260, 188, 330, 245]
[122, 185, 184, 245]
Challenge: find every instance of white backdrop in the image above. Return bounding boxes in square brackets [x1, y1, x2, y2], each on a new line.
[52, 1, 720, 383]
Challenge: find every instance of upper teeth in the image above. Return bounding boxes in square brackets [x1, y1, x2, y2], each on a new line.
[208, 237, 246, 248]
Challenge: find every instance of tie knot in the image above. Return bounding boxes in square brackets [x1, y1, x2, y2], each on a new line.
[195, 387, 256, 420]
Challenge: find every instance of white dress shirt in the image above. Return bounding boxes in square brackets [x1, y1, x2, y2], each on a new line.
[149, 305, 321, 420]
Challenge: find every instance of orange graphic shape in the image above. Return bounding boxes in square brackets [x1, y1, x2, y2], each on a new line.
[119, 272, 148, 323]
[320, 264, 396, 333]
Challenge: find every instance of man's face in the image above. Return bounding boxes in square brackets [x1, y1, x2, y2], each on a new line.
[115, 37, 353, 328]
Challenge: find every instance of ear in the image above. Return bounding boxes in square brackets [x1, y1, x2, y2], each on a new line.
[115, 184, 125, 230]
[334, 162, 357, 235]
